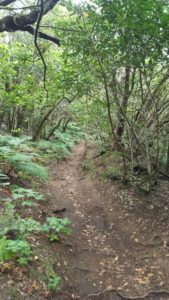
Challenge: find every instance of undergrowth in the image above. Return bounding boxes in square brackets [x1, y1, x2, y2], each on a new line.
[95, 141, 160, 191]
[33, 123, 85, 160]
[0, 135, 48, 182]
[0, 124, 84, 183]
[12, 186, 45, 207]
[0, 201, 71, 273]
[0, 125, 82, 294]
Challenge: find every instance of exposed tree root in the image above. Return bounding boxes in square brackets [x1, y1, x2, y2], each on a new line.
[87, 287, 169, 299]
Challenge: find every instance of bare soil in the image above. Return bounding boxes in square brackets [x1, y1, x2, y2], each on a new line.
[44, 142, 169, 300]
[1, 141, 169, 300]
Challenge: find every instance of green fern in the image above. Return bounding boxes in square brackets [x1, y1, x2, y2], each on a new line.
[7, 153, 32, 162]
[0, 135, 10, 147]
[0, 146, 12, 154]
[0, 135, 30, 148]
[0, 237, 14, 261]
[0, 134, 48, 181]
[12, 186, 45, 203]
[16, 162, 48, 181]
[0, 237, 31, 263]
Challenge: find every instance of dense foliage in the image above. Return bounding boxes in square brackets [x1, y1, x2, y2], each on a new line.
[1, 0, 169, 294]
[0, 0, 169, 190]
[55, 0, 169, 190]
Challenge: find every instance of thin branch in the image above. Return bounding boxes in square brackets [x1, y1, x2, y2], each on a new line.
[0, 5, 40, 10]
[40, 25, 80, 32]
[0, 0, 15, 6]
[25, 25, 60, 45]
[34, 0, 48, 96]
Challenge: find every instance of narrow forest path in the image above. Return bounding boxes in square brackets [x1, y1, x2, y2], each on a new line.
[44, 142, 169, 300]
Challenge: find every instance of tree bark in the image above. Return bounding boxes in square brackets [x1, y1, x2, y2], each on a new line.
[0, 0, 60, 45]
[116, 66, 131, 140]
[32, 106, 55, 141]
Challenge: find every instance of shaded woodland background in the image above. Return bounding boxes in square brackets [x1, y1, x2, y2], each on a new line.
[0, 1, 169, 298]
[1, 0, 169, 191]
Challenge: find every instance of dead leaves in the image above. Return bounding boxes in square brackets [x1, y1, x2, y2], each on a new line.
[135, 276, 150, 285]
[17, 279, 49, 298]
[0, 262, 15, 273]
[0, 260, 51, 299]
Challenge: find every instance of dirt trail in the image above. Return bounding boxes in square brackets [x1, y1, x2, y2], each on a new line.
[46, 142, 169, 300]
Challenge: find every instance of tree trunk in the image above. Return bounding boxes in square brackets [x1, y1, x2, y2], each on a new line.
[46, 118, 63, 140]
[62, 118, 71, 132]
[116, 66, 131, 140]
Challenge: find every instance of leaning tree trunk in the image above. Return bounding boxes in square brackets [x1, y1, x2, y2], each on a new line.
[62, 117, 71, 132]
[32, 106, 55, 142]
[46, 118, 63, 140]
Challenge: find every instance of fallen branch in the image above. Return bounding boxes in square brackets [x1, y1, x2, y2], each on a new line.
[74, 266, 92, 272]
[52, 207, 66, 214]
[58, 291, 80, 299]
[87, 287, 169, 300]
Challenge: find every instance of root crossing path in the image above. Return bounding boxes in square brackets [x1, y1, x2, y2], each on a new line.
[45, 143, 169, 300]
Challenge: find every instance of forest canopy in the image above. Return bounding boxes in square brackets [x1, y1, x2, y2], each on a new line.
[1, 0, 169, 190]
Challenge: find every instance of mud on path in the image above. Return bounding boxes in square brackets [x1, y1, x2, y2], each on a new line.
[45, 142, 169, 300]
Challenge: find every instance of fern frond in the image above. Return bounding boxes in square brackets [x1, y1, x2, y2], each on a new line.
[12, 186, 45, 201]
[7, 153, 32, 163]
[16, 162, 48, 181]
